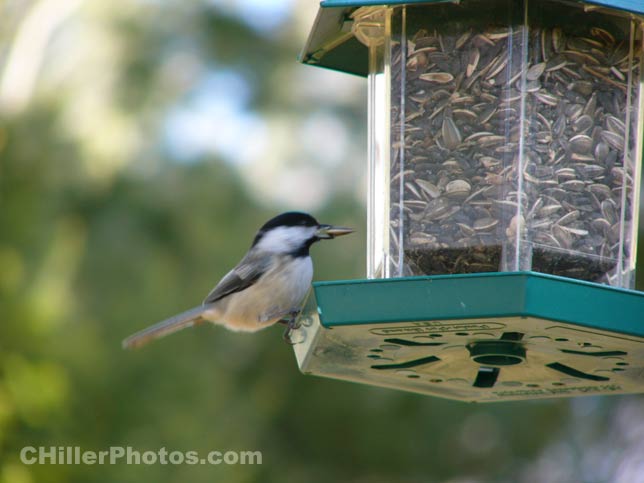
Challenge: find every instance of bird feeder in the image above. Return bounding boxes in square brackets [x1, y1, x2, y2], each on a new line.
[294, 0, 644, 402]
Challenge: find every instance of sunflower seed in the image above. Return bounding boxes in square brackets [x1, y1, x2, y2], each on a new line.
[419, 72, 454, 83]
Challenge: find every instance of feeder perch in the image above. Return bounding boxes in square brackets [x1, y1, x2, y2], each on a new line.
[294, 0, 644, 402]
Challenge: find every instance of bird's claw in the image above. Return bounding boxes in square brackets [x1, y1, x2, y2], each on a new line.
[281, 312, 301, 345]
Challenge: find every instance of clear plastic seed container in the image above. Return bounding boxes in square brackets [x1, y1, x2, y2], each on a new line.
[358, 0, 643, 288]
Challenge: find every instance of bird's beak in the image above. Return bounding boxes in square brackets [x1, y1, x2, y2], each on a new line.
[316, 224, 354, 239]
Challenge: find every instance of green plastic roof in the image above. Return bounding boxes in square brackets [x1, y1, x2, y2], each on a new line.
[321, 0, 644, 12]
[301, 0, 644, 76]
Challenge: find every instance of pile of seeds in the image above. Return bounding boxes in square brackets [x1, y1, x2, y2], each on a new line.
[389, 20, 640, 283]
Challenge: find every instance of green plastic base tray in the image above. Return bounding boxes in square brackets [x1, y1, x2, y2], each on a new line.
[291, 272, 644, 402]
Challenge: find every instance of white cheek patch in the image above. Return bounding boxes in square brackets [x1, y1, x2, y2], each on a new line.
[256, 226, 317, 253]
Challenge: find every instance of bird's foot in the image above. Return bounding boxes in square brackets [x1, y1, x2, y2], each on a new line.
[281, 311, 302, 345]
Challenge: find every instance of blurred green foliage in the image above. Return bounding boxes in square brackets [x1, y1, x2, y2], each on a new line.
[1, 1, 644, 483]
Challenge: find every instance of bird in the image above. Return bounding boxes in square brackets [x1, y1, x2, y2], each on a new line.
[122, 212, 353, 349]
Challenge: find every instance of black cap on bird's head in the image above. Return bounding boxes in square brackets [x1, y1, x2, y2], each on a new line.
[258, 212, 319, 232]
[251, 211, 354, 254]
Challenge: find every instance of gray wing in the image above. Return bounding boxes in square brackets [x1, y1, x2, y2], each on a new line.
[202, 251, 272, 304]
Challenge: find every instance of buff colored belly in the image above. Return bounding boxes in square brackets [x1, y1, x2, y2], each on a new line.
[202, 256, 313, 332]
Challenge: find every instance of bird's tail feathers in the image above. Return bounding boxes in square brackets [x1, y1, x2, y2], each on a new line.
[122, 305, 213, 350]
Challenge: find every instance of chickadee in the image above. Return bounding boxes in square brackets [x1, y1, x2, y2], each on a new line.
[122, 212, 353, 349]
